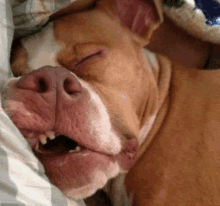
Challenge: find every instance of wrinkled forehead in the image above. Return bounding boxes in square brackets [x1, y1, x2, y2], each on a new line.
[21, 0, 164, 71]
[52, 0, 164, 45]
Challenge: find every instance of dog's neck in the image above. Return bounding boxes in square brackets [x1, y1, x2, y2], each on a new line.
[138, 51, 172, 159]
[105, 54, 172, 205]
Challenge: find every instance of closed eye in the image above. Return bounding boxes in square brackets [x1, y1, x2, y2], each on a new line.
[74, 51, 102, 69]
[87, 0, 98, 10]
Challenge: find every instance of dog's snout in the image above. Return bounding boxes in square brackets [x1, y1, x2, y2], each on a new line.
[56, 67, 82, 96]
[16, 66, 82, 95]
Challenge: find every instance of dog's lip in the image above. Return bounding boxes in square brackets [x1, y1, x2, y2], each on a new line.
[21, 128, 138, 171]
[23, 130, 94, 156]
[21, 128, 116, 156]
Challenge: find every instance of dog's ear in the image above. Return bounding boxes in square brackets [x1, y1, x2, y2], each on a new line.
[99, 0, 163, 46]
[50, 0, 163, 46]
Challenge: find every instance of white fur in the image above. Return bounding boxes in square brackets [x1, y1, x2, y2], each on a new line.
[104, 174, 134, 206]
[21, 23, 60, 69]
[68, 162, 120, 200]
[22, 22, 122, 155]
[138, 114, 156, 146]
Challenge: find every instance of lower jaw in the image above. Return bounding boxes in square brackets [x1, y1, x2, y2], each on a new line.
[35, 148, 119, 199]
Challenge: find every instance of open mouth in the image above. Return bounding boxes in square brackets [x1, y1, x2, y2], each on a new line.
[35, 132, 83, 155]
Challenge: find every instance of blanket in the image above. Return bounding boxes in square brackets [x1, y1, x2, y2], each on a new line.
[12, 0, 220, 44]
[163, 0, 220, 44]
[0, 0, 86, 205]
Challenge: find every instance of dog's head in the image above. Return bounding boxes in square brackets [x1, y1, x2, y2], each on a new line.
[2, 0, 162, 200]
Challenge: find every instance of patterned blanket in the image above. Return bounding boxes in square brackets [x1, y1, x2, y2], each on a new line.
[12, 0, 220, 44]
[0, 0, 86, 205]
[163, 0, 220, 43]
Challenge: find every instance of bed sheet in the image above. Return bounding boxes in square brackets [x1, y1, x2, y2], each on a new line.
[12, 0, 220, 44]
[163, 0, 220, 44]
[0, 0, 86, 205]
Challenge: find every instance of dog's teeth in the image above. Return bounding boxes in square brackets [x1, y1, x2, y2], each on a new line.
[39, 134, 47, 145]
[46, 131, 55, 140]
[35, 142, 39, 151]
[69, 146, 81, 153]
[75, 146, 81, 152]
[34, 143, 44, 153]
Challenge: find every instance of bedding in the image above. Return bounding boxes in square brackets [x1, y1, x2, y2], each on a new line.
[12, 0, 220, 43]
[163, 0, 220, 44]
[0, 0, 86, 205]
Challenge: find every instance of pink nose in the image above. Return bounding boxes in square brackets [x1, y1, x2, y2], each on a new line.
[16, 66, 82, 96]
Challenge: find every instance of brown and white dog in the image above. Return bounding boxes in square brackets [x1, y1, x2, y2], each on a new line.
[2, 0, 220, 205]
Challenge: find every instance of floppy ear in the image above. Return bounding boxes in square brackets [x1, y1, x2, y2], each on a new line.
[51, 0, 163, 46]
[100, 0, 163, 46]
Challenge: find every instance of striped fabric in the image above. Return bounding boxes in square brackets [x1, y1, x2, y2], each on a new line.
[11, 0, 220, 43]
[11, 0, 74, 38]
[0, 1, 86, 205]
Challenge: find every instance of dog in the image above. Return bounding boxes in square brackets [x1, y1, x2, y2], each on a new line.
[2, 0, 220, 205]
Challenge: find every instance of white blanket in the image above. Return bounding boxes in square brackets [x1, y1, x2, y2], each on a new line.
[0, 0, 85, 205]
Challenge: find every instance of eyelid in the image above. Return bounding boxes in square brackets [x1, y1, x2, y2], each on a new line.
[87, 0, 98, 10]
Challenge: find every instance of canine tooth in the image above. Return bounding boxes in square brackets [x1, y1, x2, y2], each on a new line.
[69, 146, 81, 153]
[46, 131, 55, 140]
[75, 146, 81, 152]
[35, 142, 39, 151]
[39, 134, 47, 145]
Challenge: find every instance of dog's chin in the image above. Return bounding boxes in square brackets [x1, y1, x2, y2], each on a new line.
[64, 177, 109, 200]
[65, 182, 102, 200]
[35, 144, 121, 200]
[61, 168, 120, 200]
[63, 161, 120, 200]
[33, 135, 138, 200]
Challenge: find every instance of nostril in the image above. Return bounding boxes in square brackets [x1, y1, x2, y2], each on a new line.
[16, 67, 56, 93]
[38, 78, 48, 93]
[16, 75, 51, 93]
[64, 79, 73, 95]
[63, 78, 82, 95]
[16, 67, 82, 97]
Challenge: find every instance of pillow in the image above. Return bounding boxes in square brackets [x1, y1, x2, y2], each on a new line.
[163, 0, 220, 44]
[0, 0, 86, 205]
